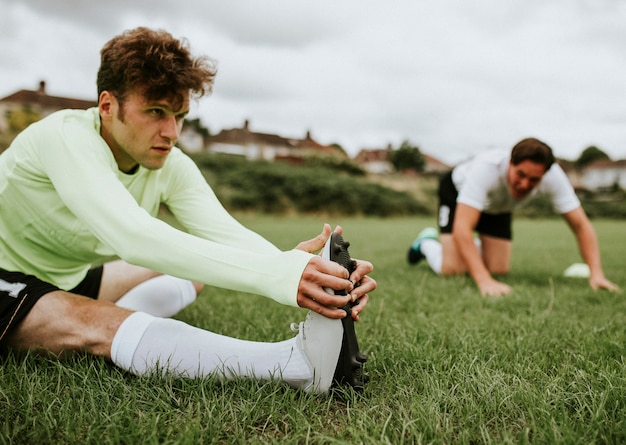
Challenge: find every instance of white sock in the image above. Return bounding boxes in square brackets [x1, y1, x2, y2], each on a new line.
[115, 276, 197, 317]
[474, 237, 483, 255]
[110, 312, 312, 387]
[421, 239, 442, 274]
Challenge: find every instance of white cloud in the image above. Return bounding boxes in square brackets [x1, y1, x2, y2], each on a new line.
[1, 0, 625, 162]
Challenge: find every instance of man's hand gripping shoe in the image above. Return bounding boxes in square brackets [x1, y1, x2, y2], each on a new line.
[322, 232, 369, 391]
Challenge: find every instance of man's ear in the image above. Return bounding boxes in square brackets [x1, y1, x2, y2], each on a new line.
[98, 91, 115, 118]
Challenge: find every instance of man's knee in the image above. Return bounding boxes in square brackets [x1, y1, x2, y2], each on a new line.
[440, 263, 467, 276]
[192, 282, 204, 294]
[440, 235, 467, 275]
[482, 251, 511, 275]
[487, 264, 510, 275]
[479, 236, 511, 276]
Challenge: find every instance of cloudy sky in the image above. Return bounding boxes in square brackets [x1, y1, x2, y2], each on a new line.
[1, 0, 625, 164]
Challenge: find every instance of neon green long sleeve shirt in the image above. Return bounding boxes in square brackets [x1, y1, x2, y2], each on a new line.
[0, 108, 313, 306]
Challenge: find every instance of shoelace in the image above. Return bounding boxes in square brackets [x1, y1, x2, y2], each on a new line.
[290, 322, 305, 337]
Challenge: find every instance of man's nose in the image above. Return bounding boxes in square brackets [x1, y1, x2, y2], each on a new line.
[519, 178, 531, 189]
[161, 116, 180, 144]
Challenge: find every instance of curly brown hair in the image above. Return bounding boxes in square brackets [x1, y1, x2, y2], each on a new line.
[97, 27, 217, 109]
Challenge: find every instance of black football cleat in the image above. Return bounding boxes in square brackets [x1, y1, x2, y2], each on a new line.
[322, 232, 369, 392]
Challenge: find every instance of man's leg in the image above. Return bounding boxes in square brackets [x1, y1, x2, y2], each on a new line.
[480, 235, 512, 275]
[99, 260, 203, 317]
[4, 290, 130, 357]
[440, 233, 469, 275]
[97, 260, 161, 302]
[408, 231, 482, 275]
[419, 170, 464, 275]
[436, 234, 504, 275]
[5, 291, 341, 394]
[111, 310, 341, 393]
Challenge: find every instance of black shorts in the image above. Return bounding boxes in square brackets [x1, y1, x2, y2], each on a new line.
[0, 266, 103, 344]
[438, 171, 512, 240]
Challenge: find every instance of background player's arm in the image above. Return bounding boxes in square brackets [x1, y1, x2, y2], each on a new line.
[562, 207, 620, 292]
[453, 204, 511, 297]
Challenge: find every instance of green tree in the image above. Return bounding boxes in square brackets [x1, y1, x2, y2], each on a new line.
[390, 140, 425, 173]
[575, 145, 610, 168]
[330, 142, 348, 156]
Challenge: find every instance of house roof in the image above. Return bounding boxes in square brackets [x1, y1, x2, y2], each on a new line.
[354, 147, 451, 171]
[422, 153, 451, 170]
[294, 131, 338, 154]
[207, 120, 337, 154]
[354, 148, 390, 163]
[0, 81, 96, 111]
[558, 158, 626, 173]
[208, 127, 294, 147]
[585, 159, 626, 169]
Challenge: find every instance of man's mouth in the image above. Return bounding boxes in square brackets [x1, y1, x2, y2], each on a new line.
[514, 188, 529, 197]
[152, 147, 171, 155]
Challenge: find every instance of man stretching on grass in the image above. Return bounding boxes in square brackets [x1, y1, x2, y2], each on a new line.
[407, 137, 619, 297]
[0, 27, 376, 394]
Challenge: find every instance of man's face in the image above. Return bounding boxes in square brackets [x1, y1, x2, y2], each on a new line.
[507, 160, 547, 200]
[99, 91, 189, 172]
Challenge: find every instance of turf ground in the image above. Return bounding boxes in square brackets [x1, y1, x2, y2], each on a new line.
[1, 216, 624, 444]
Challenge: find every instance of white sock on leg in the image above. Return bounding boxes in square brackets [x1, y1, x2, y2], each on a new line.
[474, 237, 483, 255]
[420, 239, 442, 274]
[115, 276, 197, 317]
[110, 312, 312, 387]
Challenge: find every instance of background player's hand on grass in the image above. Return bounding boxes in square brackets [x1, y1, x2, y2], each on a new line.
[590, 275, 620, 293]
[478, 277, 512, 298]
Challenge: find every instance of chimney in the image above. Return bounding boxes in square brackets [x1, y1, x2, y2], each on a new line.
[38, 80, 46, 94]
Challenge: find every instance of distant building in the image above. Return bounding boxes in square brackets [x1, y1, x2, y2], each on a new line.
[354, 145, 451, 175]
[7, 82, 618, 190]
[422, 153, 452, 174]
[0, 80, 96, 133]
[178, 118, 210, 153]
[579, 159, 626, 191]
[354, 146, 394, 174]
[206, 120, 340, 161]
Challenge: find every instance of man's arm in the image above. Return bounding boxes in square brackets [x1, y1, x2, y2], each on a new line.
[562, 207, 620, 292]
[34, 118, 312, 306]
[453, 203, 512, 297]
[161, 152, 282, 255]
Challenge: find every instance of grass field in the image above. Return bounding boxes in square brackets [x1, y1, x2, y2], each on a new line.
[1, 216, 625, 444]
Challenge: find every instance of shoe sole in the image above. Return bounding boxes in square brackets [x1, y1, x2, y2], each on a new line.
[324, 232, 368, 391]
